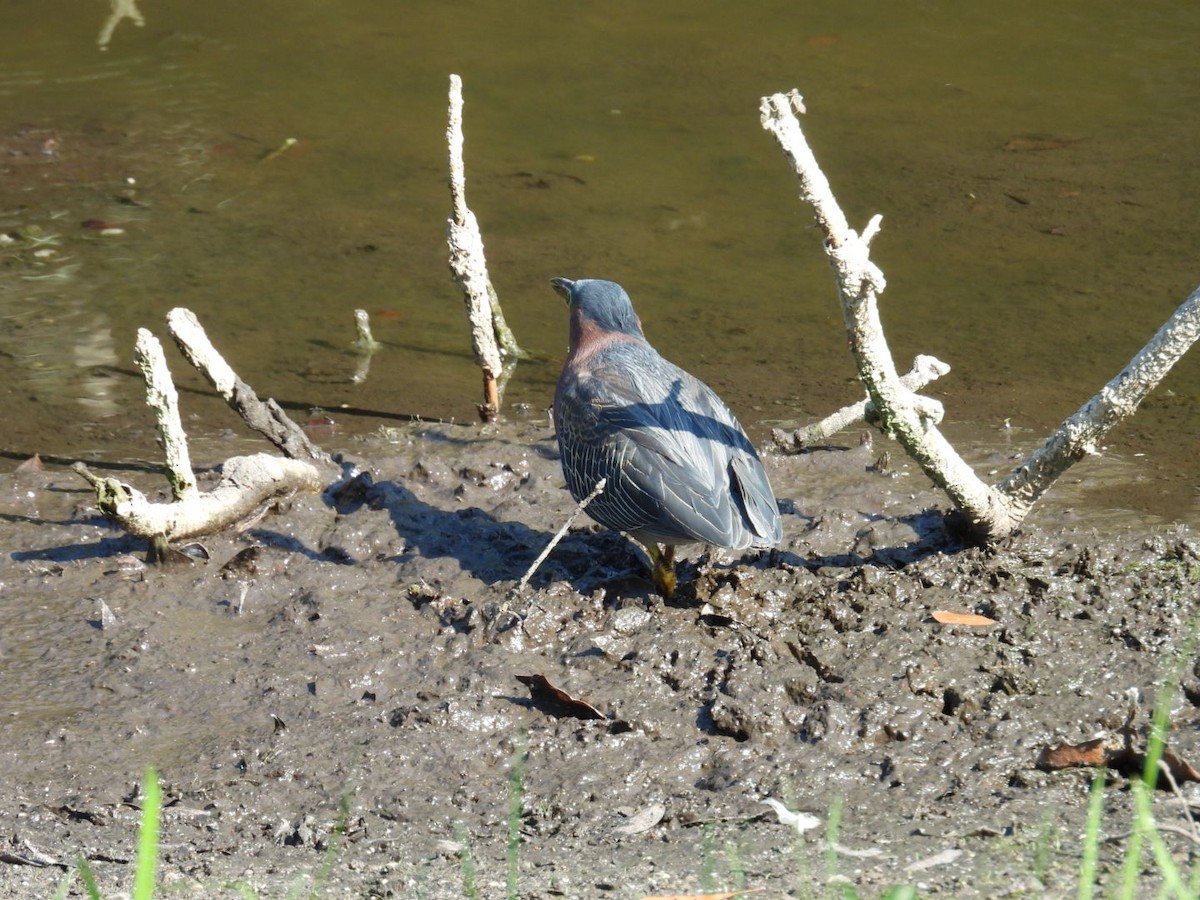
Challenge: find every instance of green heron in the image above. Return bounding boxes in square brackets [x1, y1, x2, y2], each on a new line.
[551, 277, 782, 596]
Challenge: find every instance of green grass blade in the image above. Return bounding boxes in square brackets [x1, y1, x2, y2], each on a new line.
[133, 767, 161, 900]
[76, 856, 101, 900]
[1121, 621, 1197, 900]
[1134, 782, 1191, 900]
[824, 796, 843, 896]
[1034, 809, 1056, 885]
[455, 820, 478, 900]
[725, 838, 746, 891]
[1077, 769, 1106, 900]
[51, 869, 76, 900]
[307, 791, 351, 899]
[507, 729, 526, 900]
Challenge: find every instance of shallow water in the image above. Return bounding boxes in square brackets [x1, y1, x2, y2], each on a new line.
[2, 1, 1199, 524]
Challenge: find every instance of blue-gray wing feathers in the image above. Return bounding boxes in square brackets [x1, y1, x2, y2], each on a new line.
[555, 342, 782, 550]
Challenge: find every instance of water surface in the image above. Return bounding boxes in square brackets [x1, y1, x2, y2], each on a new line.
[2, 0, 1198, 524]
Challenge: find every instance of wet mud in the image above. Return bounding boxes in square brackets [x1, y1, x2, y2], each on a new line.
[2, 421, 1199, 898]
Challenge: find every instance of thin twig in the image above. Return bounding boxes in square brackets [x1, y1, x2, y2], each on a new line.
[773, 354, 950, 451]
[1158, 759, 1200, 844]
[512, 478, 607, 595]
[1104, 823, 1200, 849]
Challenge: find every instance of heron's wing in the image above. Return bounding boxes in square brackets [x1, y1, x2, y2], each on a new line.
[557, 349, 780, 547]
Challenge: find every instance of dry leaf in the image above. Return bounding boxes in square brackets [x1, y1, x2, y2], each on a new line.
[1037, 705, 1200, 785]
[516, 673, 605, 720]
[931, 611, 996, 626]
[614, 803, 665, 835]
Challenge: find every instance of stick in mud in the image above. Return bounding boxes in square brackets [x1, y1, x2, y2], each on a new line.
[760, 88, 1200, 540]
[134, 327, 196, 501]
[75, 308, 330, 551]
[512, 478, 607, 596]
[446, 73, 524, 421]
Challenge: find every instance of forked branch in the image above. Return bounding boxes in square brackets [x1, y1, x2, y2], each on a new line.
[76, 309, 330, 552]
[760, 89, 1200, 540]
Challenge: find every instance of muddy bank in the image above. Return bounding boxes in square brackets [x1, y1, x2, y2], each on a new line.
[1, 420, 1198, 897]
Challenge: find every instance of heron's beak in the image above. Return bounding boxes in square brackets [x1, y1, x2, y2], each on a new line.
[549, 277, 575, 303]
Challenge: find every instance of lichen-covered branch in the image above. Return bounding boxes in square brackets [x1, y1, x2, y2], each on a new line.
[134, 328, 196, 501]
[446, 73, 518, 421]
[998, 283, 1200, 518]
[760, 89, 1199, 540]
[772, 355, 951, 452]
[74, 455, 323, 541]
[165, 307, 331, 465]
[76, 309, 331, 552]
[761, 90, 1012, 536]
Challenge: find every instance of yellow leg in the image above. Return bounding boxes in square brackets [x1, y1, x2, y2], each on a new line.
[646, 543, 677, 598]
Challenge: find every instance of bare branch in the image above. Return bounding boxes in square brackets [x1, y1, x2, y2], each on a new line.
[998, 283, 1200, 518]
[78, 309, 329, 548]
[761, 91, 1012, 536]
[134, 328, 196, 501]
[446, 74, 524, 420]
[773, 355, 950, 451]
[74, 455, 323, 542]
[761, 90, 1199, 539]
[165, 307, 331, 465]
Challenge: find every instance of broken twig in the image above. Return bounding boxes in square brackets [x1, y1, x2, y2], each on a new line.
[134, 328, 196, 501]
[773, 354, 950, 451]
[74, 455, 324, 542]
[76, 309, 329, 550]
[513, 478, 606, 595]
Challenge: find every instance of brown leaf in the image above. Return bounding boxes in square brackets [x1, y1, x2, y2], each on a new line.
[1161, 746, 1200, 783]
[1037, 737, 1113, 770]
[1036, 705, 1200, 785]
[931, 611, 996, 626]
[516, 674, 605, 720]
